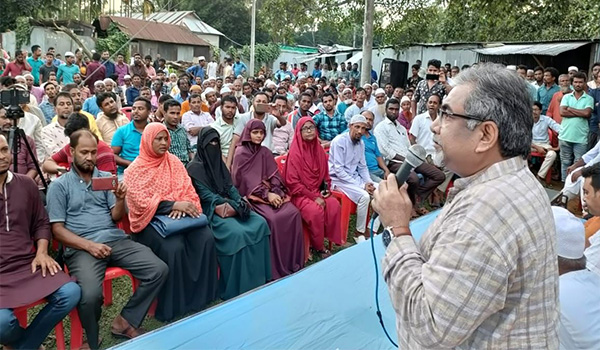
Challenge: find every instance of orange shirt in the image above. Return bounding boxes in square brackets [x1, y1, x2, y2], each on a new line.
[180, 101, 210, 116]
[546, 91, 564, 123]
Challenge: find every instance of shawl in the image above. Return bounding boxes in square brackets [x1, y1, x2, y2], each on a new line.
[283, 117, 330, 196]
[124, 123, 201, 233]
[231, 119, 281, 196]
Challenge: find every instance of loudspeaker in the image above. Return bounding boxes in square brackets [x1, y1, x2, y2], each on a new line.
[379, 59, 409, 89]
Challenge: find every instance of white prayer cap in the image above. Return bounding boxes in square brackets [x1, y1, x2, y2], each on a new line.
[169, 73, 177, 78]
[202, 87, 215, 98]
[585, 232, 600, 276]
[23, 73, 34, 79]
[362, 83, 371, 89]
[64, 51, 74, 57]
[527, 69, 534, 74]
[349, 114, 367, 125]
[198, 56, 206, 61]
[568, 66, 579, 72]
[552, 207, 585, 259]
[123, 75, 132, 80]
[374, 88, 386, 96]
[220, 86, 232, 94]
[103, 78, 115, 84]
[506, 65, 517, 71]
[342, 88, 352, 94]
[400, 96, 411, 104]
[94, 80, 104, 87]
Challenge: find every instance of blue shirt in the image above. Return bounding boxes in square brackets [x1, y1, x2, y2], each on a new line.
[233, 61, 247, 76]
[56, 64, 80, 84]
[26, 56, 44, 85]
[111, 121, 144, 174]
[186, 65, 205, 82]
[39, 100, 56, 124]
[102, 59, 115, 78]
[312, 109, 347, 141]
[362, 132, 382, 171]
[312, 69, 322, 78]
[589, 88, 600, 134]
[536, 83, 560, 114]
[47, 167, 126, 250]
[125, 86, 140, 106]
[371, 69, 378, 83]
[82, 95, 100, 117]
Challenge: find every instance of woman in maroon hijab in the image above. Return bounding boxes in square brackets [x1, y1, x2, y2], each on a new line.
[232, 119, 304, 279]
[283, 117, 342, 259]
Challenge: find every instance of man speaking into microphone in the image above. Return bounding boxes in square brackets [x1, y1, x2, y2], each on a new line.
[372, 63, 559, 349]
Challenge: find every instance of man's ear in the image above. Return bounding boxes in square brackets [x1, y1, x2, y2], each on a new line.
[474, 121, 499, 154]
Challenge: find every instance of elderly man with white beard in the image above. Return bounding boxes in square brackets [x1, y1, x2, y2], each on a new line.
[368, 88, 388, 128]
[372, 63, 559, 349]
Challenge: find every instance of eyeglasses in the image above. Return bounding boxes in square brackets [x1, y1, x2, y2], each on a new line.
[440, 107, 486, 122]
[301, 125, 316, 132]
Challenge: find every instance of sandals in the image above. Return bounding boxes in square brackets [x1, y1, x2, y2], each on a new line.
[550, 193, 568, 208]
[318, 249, 332, 259]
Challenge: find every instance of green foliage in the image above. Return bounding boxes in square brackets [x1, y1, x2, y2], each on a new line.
[0, 0, 40, 33]
[95, 23, 131, 59]
[15, 17, 33, 49]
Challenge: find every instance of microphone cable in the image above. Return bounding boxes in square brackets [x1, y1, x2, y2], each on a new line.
[370, 216, 398, 348]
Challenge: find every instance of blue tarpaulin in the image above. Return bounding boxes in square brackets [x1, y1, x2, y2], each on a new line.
[111, 212, 439, 350]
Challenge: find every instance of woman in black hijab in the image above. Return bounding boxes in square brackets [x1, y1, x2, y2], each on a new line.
[187, 127, 272, 300]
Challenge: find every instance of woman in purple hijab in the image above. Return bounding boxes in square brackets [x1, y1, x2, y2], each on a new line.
[232, 119, 304, 279]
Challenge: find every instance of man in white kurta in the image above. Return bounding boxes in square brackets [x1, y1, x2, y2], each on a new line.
[328, 115, 377, 242]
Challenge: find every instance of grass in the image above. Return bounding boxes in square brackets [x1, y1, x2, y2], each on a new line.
[23, 215, 362, 350]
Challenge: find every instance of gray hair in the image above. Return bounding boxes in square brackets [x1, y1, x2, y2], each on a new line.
[453, 63, 533, 159]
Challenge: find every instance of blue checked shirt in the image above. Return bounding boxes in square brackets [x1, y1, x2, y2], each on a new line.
[39, 100, 56, 124]
[312, 110, 347, 141]
[165, 123, 194, 165]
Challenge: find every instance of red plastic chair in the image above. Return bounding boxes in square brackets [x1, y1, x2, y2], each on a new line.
[120, 107, 132, 120]
[530, 129, 555, 185]
[274, 154, 287, 173]
[14, 299, 67, 350]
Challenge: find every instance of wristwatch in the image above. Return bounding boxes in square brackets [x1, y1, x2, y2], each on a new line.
[382, 225, 412, 248]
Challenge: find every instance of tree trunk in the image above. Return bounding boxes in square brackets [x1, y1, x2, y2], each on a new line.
[53, 21, 94, 58]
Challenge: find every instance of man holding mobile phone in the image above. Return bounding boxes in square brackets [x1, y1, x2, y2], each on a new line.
[411, 59, 448, 117]
[47, 129, 167, 349]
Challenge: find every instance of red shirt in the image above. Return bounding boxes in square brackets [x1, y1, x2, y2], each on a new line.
[52, 140, 116, 174]
[1, 61, 31, 77]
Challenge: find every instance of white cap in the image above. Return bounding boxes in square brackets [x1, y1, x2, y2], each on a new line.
[527, 69, 534, 74]
[64, 51, 74, 57]
[568, 66, 579, 72]
[220, 86, 231, 94]
[585, 232, 600, 276]
[198, 56, 206, 61]
[552, 207, 586, 259]
[362, 83, 371, 89]
[506, 65, 517, 71]
[123, 74, 132, 80]
[202, 87, 215, 98]
[350, 115, 367, 125]
[342, 87, 352, 94]
[400, 96, 411, 104]
[374, 88, 386, 96]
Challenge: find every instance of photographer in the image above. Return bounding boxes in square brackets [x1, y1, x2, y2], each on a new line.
[373, 64, 558, 348]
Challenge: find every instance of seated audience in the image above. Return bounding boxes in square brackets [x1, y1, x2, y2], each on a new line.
[312, 92, 346, 148]
[410, 94, 441, 156]
[361, 110, 390, 183]
[112, 97, 151, 177]
[232, 120, 304, 279]
[374, 98, 444, 213]
[41, 92, 73, 160]
[188, 127, 271, 299]
[531, 101, 561, 180]
[283, 117, 342, 258]
[43, 112, 117, 175]
[162, 99, 193, 165]
[48, 129, 168, 350]
[344, 88, 368, 122]
[329, 115, 376, 243]
[287, 92, 314, 129]
[397, 96, 413, 130]
[551, 206, 600, 349]
[124, 123, 218, 322]
[39, 81, 57, 124]
[0, 134, 80, 350]
[182, 94, 214, 147]
[82, 80, 105, 117]
[95, 92, 129, 144]
[60, 84, 103, 140]
[368, 88, 387, 127]
[149, 94, 171, 124]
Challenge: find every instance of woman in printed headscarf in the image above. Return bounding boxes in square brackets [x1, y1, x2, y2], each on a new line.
[283, 117, 342, 259]
[188, 127, 271, 300]
[232, 120, 304, 279]
[124, 123, 218, 321]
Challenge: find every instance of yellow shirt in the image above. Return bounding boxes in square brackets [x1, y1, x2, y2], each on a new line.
[52, 111, 103, 141]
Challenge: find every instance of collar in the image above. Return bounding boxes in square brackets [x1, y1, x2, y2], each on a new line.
[4, 171, 14, 185]
[448, 157, 527, 201]
[69, 164, 99, 182]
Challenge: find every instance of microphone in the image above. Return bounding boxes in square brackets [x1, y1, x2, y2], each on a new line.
[371, 144, 427, 219]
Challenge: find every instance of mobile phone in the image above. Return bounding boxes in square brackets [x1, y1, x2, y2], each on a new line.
[91, 176, 118, 191]
[255, 103, 270, 114]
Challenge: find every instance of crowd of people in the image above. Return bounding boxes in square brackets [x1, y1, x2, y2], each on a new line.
[0, 43, 599, 350]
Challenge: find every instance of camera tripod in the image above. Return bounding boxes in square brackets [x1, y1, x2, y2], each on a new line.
[7, 119, 48, 192]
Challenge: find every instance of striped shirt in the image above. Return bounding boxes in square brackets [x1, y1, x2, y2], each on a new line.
[383, 157, 559, 349]
[165, 123, 193, 165]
